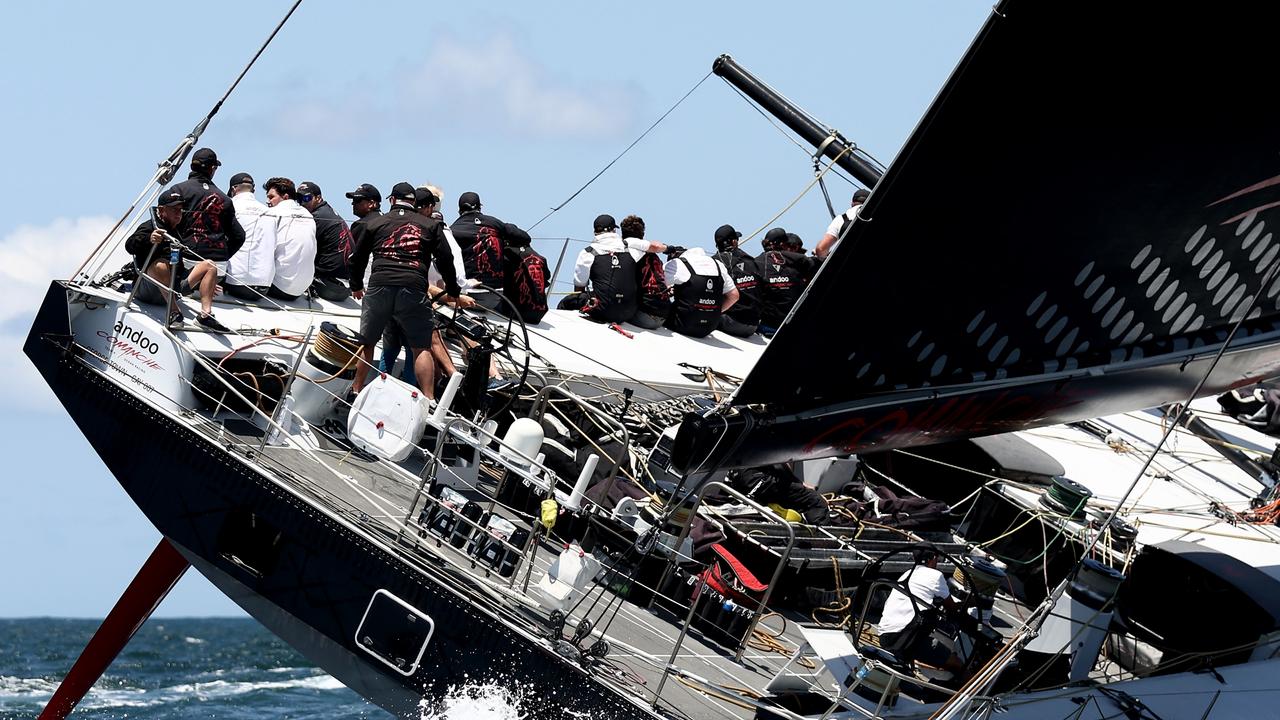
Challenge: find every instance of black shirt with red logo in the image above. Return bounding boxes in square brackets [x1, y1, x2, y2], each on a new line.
[450, 211, 508, 288]
[350, 205, 460, 296]
[171, 171, 245, 262]
[311, 201, 354, 279]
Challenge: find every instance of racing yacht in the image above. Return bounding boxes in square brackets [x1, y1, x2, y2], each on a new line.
[24, 2, 1280, 718]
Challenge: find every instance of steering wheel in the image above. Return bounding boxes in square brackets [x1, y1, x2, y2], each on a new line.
[432, 284, 532, 418]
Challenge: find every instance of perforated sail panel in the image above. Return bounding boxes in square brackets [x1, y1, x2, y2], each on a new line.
[736, 2, 1280, 412]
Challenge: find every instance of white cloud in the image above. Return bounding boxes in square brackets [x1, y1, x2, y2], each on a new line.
[0, 215, 120, 412]
[406, 33, 637, 139]
[231, 31, 638, 145]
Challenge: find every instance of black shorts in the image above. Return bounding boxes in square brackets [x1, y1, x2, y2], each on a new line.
[134, 264, 192, 306]
[360, 285, 435, 348]
[468, 289, 504, 313]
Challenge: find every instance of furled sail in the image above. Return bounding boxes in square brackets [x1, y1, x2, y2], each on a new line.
[673, 0, 1280, 473]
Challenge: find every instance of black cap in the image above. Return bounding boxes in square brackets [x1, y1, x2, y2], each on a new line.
[763, 227, 787, 243]
[227, 172, 254, 191]
[389, 182, 417, 202]
[344, 183, 381, 202]
[191, 148, 221, 167]
[714, 224, 743, 249]
[413, 187, 438, 208]
[593, 214, 617, 233]
[785, 232, 804, 250]
[157, 188, 184, 207]
[852, 188, 870, 204]
[297, 181, 322, 198]
[458, 191, 481, 210]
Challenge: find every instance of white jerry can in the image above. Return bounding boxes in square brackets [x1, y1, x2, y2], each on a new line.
[347, 373, 430, 461]
[532, 543, 602, 613]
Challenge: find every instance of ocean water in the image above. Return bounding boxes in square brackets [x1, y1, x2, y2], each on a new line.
[0, 618, 522, 720]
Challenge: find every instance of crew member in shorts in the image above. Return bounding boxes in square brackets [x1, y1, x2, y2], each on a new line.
[124, 187, 230, 331]
[348, 182, 461, 400]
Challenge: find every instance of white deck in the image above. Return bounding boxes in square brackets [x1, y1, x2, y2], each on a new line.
[1008, 408, 1280, 581]
[120, 285, 767, 399]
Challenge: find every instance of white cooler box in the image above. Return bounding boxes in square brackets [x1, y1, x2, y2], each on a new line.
[347, 374, 431, 461]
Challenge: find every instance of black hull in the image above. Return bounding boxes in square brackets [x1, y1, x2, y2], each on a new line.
[24, 283, 653, 719]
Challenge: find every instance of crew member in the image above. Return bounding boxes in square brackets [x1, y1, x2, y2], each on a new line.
[172, 147, 246, 274]
[449, 191, 507, 311]
[566, 214, 674, 324]
[621, 215, 670, 330]
[420, 188, 511, 391]
[349, 182, 461, 400]
[297, 181, 354, 302]
[877, 549, 966, 676]
[124, 188, 225, 330]
[663, 244, 738, 339]
[711, 224, 762, 338]
[225, 172, 274, 301]
[815, 188, 869, 259]
[262, 177, 317, 301]
[501, 222, 549, 324]
[757, 228, 820, 335]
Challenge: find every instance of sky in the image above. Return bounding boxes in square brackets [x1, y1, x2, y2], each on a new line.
[0, 2, 991, 617]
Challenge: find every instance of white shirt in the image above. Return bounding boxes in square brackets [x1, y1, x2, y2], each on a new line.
[662, 247, 736, 294]
[262, 199, 317, 297]
[428, 224, 471, 290]
[878, 564, 950, 636]
[572, 231, 651, 288]
[823, 203, 863, 250]
[226, 192, 273, 287]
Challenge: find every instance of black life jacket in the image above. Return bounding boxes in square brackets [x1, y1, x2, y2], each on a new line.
[635, 252, 670, 317]
[587, 248, 638, 322]
[715, 249, 761, 326]
[667, 257, 724, 338]
[759, 250, 808, 328]
[501, 246, 549, 324]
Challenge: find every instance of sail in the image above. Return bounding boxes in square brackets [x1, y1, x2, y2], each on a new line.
[673, 1, 1280, 472]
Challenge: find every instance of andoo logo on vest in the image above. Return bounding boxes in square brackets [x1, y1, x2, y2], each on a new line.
[97, 320, 164, 371]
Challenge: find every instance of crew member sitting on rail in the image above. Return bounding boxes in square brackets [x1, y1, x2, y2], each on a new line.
[124, 188, 226, 330]
[297, 181, 354, 302]
[349, 182, 461, 400]
[170, 148, 245, 332]
[663, 243, 737, 339]
[621, 215, 670, 330]
[815, 187, 869, 259]
[712, 224, 762, 338]
[877, 548, 966, 677]
[563, 214, 674, 323]
[261, 177, 317, 302]
[225, 173, 274, 301]
[449, 191, 508, 312]
[172, 148, 245, 273]
[757, 228, 820, 335]
[500, 222, 549, 324]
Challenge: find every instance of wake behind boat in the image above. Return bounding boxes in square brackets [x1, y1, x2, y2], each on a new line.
[24, 1, 1280, 718]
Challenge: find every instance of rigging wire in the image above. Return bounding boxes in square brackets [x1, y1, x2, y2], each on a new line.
[1079, 251, 1280, 562]
[71, 0, 304, 283]
[526, 70, 715, 232]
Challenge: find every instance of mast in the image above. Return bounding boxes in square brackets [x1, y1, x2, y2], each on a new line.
[712, 54, 882, 187]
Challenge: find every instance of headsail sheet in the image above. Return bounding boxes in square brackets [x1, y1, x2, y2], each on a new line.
[674, 1, 1280, 471]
